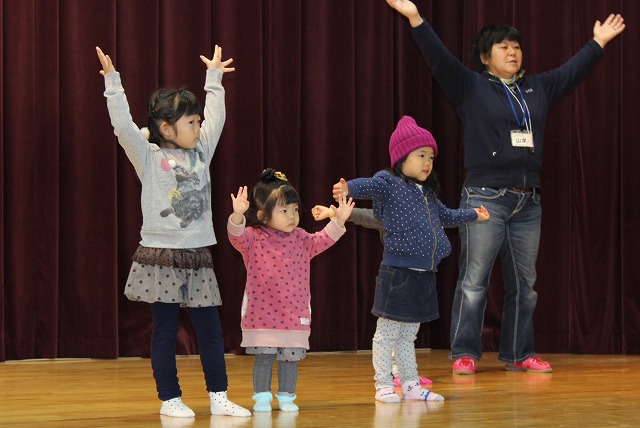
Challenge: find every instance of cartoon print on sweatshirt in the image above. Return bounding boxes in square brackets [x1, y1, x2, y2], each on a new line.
[159, 159, 211, 228]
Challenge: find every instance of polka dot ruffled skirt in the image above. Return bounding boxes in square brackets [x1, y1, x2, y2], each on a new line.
[124, 246, 222, 307]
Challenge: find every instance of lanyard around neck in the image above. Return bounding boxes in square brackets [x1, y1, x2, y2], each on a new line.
[501, 81, 530, 129]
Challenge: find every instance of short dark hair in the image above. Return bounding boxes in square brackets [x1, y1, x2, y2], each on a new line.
[471, 24, 522, 73]
[147, 88, 201, 147]
[246, 168, 301, 227]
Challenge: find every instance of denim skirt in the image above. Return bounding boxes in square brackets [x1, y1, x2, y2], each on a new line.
[372, 265, 439, 323]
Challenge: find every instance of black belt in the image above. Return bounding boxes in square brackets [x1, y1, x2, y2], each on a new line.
[510, 187, 533, 193]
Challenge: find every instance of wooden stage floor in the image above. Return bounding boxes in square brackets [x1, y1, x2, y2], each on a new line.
[1, 349, 639, 427]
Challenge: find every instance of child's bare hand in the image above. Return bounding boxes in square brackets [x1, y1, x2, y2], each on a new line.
[311, 205, 334, 221]
[475, 205, 490, 221]
[230, 186, 250, 215]
[333, 195, 355, 225]
[95, 46, 116, 75]
[332, 178, 349, 202]
[200, 44, 235, 73]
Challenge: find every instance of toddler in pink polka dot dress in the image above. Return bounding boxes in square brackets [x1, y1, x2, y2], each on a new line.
[227, 168, 355, 412]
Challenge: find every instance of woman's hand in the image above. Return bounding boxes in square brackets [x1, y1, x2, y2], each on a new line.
[385, 0, 424, 27]
[593, 14, 625, 48]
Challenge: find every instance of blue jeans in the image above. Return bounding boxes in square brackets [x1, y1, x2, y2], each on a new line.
[450, 187, 541, 363]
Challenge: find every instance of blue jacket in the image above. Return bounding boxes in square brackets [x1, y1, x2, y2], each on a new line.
[411, 22, 604, 189]
[347, 170, 477, 271]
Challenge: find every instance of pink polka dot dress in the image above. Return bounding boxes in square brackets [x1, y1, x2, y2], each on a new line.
[227, 216, 346, 349]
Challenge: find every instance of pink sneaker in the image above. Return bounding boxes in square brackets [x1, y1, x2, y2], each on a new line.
[506, 356, 552, 373]
[452, 357, 476, 375]
[392, 375, 432, 387]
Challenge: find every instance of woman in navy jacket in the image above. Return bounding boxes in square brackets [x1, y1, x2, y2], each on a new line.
[386, 0, 625, 374]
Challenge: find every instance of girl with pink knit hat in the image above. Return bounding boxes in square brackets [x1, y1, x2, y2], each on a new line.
[332, 116, 489, 403]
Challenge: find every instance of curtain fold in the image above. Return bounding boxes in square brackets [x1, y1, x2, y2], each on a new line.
[1, 0, 637, 361]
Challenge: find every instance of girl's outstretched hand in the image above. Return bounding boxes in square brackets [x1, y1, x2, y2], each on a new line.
[332, 195, 355, 226]
[332, 178, 349, 202]
[311, 205, 335, 221]
[95, 46, 116, 75]
[475, 205, 490, 222]
[200, 44, 235, 73]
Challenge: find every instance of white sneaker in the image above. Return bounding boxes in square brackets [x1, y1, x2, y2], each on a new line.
[209, 391, 252, 417]
[160, 397, 195, 418]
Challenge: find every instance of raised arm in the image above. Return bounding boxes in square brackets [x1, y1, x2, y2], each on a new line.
[199, 44, 235, 157]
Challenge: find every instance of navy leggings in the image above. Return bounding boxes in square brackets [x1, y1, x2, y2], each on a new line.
[150, 303, 228, 401]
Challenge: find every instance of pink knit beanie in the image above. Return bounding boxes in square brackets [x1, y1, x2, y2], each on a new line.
[388, 116, 438, 167]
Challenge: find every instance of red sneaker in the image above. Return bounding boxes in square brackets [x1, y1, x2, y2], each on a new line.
[452, 357, 476, 375]
[506, 356, 552, 373]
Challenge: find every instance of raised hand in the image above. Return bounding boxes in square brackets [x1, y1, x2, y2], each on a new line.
[332, 178, 349, 202]
[200, 44, 235, 73]
[386, 0, 418, 17]
[385, 0, 423, 26]
[95, 46, 116, 75]
[593, 14, 625, 48]
[333, 195, 355, 225]
[230, 186, 250, 215]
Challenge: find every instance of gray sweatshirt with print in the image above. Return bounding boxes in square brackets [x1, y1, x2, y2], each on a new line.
[103, 69, 225, 248]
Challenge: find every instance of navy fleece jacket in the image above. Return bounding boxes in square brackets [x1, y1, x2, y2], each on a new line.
[411, 22, 604, 189]
[347, 170, 477, 271]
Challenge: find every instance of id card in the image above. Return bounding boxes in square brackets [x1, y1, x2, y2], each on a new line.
[511, 130, 534, 148]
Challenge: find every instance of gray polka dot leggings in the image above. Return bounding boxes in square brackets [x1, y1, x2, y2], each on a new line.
[372, 317, 420, 389]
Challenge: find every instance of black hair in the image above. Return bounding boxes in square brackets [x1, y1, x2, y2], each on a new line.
[245, 168, 302, 227]
[388, 155, 441, 196]
[471, 24, 522, 73]
[147, 87, 201, 147]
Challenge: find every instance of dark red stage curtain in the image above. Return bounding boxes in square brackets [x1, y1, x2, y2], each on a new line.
[0, 0, 638, 361]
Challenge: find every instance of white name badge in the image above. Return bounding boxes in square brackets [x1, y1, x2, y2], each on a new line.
[511, 130, 534, 148]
